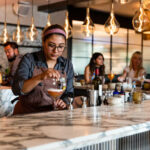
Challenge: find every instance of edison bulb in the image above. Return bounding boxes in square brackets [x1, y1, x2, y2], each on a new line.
[1, 23, 10, 43]
[132, 5, 150, 32]
[81, 8, 94, 37]
[104, 12, 120, 35]
[64, 11, 72, 39]
[26, 17, 38, 41]
[46, 14, 51, 28]
[13, 20, 24, 44]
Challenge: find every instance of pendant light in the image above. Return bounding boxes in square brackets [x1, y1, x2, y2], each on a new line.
[13, 0, 24, 44]
[115, 0, 130, 4]
[64, 11, 72, 39]
[45, 0, 51, 29]
[81, 7, 95, 37]
[132, 0, 150, 33]
[26, 0, 38, 41]
[1, 0, 10, 43]
[104, 0, 120, 35]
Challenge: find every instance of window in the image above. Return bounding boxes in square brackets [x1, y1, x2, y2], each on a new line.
[71, 20, 149, 75]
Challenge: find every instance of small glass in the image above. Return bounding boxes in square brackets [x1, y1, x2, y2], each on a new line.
[108, 72, 115, 83]
[132, 90, 143, 104]
[140, 75, 145, 89]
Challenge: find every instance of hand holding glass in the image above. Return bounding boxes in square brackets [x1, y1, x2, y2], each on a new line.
[47, 78, 66, 110]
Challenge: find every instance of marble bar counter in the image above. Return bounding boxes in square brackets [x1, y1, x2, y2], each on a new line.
[1, 101, 150, 150]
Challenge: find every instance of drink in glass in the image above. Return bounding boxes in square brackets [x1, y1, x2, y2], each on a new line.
[47, 88, 64, 99]
[108, 73, 115, 83]
[132, 91, 142, 104]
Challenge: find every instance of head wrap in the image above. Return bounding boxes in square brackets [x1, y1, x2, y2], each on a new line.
[43, 28, 66, 40]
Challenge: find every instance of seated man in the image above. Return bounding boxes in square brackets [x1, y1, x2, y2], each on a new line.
[0, 42, 22, 117]
[4, 41, 22, 85]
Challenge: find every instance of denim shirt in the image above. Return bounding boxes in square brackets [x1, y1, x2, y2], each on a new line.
[12, 50, 74, 104]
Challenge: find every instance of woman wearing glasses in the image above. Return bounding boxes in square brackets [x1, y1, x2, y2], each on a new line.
[12, 24, 74, 115]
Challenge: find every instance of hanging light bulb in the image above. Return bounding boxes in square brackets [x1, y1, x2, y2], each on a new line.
[132, 1, 150, 33]
[115, 0, 130, 4]
[13, 0, 24, 44]
[1, 22, 10, 43]
[81, 7, 95, 37]
[1, 0, 10, 43]
[44, 0, 51, 29]
[46, 14, 51, 27]
[26, 0, 38, 41]
[26, 17, 38, 41]
[13, 19, 24, 44]
[104, 2, 120, 35]
[64, 11, 72, 39]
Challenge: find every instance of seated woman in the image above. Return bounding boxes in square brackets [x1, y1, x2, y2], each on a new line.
[12, 24, 74, 115]
[118, 51, 146, 82]
[84, 52, 105, 84]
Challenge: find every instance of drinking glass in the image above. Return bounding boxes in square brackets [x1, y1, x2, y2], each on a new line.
[140, 75, 145, 89]
[47, 77, 66, 110]
[108, 72, 115, 83]
[132, 90, 143, 104]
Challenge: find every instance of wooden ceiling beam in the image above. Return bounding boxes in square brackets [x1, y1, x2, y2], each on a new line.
[38, 0, 90, 13]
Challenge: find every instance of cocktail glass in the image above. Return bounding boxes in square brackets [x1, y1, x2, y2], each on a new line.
[47, 88, 64, 110]
[47, 77, 66, 110]
[108, 72, 115, 83]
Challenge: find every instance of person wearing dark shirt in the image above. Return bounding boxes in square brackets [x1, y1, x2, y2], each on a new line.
[4, 41, 22, 85]
[12, 24, 74, 115]
[84, 52, 105, 84]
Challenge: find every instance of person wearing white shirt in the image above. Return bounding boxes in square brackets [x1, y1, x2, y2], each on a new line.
[118, 51, 146, 83]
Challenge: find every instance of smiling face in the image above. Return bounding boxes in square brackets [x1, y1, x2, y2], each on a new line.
[94, 55, 104, 66]
[43, 34, 66, 61]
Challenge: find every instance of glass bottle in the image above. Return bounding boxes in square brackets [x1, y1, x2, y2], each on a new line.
[113, 84, 119, 96]
[92, 67, 101, 90]
[119, 85, 125, 103]
[92, 67, 102, 106]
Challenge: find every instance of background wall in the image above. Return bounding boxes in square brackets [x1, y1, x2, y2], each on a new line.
[0, 1, 67, 71]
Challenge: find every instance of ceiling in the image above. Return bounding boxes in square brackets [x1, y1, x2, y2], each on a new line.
[2, 0, 150, 17]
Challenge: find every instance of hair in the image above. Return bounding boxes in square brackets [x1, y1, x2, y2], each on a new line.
[129, 51, 143, 77]
[89, 52, 105, 75]
[42, 24, 66, 42]
[4, 41, 18, 49]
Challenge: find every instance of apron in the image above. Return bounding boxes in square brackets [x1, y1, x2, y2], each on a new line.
[13, 66, 66, 115]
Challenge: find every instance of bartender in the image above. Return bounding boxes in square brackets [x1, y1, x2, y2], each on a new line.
[12, 24, 74, 115]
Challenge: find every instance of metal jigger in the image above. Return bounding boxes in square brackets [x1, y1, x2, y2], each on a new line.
[68, 97, 74, 110]
[81, 96, 87, 108]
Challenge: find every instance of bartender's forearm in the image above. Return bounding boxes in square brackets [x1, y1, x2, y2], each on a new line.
[21, 74, 42, 94]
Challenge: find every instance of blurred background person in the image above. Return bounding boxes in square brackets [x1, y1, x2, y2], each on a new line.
[84, 52, 105, 84]
[118, 51, 146, 83]
[4, 42, 22, 85]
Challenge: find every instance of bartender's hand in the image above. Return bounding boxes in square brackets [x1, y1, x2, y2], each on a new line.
[54, 99, 67, 110]
[41, 68, 60, 81]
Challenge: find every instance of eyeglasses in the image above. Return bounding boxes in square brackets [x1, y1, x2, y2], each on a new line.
[48, 43, 66, 52]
